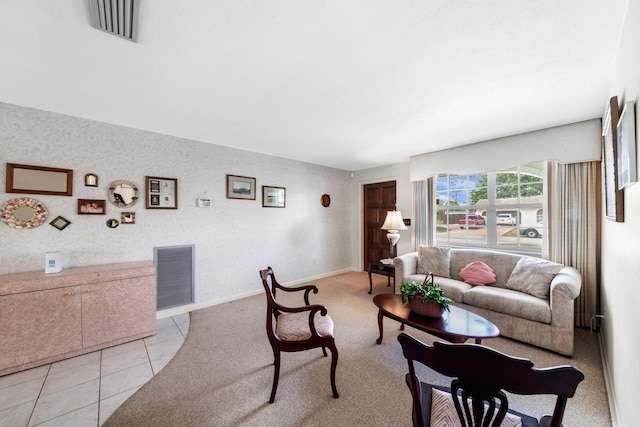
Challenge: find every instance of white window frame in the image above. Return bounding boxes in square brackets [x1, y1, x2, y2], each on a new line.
[432, 163, 547, 256]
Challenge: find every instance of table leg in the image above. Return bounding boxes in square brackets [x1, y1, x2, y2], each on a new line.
[376, 309, 384, 344]
[387, 272, 391, 287]
[475, 338, 482, 344]
[368, 266, 373, 294]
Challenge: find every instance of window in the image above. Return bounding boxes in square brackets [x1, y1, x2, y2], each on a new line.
[434, 162, 546, 254]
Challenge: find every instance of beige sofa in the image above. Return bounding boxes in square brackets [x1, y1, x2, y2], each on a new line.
[394, 246, 581, 356]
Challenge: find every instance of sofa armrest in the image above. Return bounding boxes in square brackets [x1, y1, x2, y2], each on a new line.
[394, 252, 418, 287]
[550, 266, 582, 301]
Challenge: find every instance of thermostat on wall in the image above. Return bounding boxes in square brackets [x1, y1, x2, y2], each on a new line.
[197, 198, 211, 208]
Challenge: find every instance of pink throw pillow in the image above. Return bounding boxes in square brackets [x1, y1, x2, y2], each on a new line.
[460, 261, 496, 286]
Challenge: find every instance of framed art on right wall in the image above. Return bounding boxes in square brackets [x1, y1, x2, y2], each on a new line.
[616, 100, 637, 190]
[602, 96, 624, 222]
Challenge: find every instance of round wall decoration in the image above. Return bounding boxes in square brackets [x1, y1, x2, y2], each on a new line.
[1, 197, 49, 229]
[108, 180, 139, 208]
[321, 194, 331, 207]
[106, 218, 120, 228]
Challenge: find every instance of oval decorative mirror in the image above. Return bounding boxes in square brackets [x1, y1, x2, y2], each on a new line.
[108, 180, 139, 208]
[1, 197, 48, 229]
[106, 218, 120, 228]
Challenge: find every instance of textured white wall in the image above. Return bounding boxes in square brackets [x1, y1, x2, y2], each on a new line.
[601, 0, 640, 425]
[0, 103, 353, 305]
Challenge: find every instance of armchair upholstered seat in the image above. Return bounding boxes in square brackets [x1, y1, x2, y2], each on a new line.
[259, 266, 339, 403]
[275, 311, 334, 341]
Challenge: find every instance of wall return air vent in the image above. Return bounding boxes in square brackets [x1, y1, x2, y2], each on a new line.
[89, 0, 140, 42]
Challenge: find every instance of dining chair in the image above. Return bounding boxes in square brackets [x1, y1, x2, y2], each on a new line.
[259, 266, 339, 403]
[397, 332, 584, 427]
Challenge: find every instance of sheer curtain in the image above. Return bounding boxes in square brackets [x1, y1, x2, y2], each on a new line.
[548, 161, 601, 328]
[412, 180, 430, 248]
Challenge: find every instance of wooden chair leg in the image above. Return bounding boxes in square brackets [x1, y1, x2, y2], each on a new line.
[321, 346, 327, 357]
[269, 350, 281, 403]
[329, 342, 339, 398]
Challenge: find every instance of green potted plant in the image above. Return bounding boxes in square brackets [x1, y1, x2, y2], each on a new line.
[400, 273, 453, 317]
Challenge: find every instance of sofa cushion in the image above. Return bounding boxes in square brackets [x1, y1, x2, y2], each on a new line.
[450, 249, 522, 287]
[459, 261, 496, 286]
[417, 246, 451, 278]
[463, 286, 551, 324]
[433, 277, 472, 303]
[506, 257, 563, 299]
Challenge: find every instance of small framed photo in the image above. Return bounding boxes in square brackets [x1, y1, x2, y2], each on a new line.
[50, 216, 71, 230]
[226, 175, 256, 200]
[84, 173, 98, 187]
[121, 212, 136, 224]
[145, 176, 178, 209]
[77, 199, 106, 215]
[262, 186, 286, 208]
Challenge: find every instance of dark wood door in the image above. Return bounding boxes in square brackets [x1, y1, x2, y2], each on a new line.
[363, 181, 397, 268]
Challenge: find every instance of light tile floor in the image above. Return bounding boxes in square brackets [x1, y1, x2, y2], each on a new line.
[0, 313, 190, 427]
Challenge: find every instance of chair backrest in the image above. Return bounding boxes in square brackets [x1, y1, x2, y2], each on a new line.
[397, 333, 584, 427]
[260, 267, 280, 340]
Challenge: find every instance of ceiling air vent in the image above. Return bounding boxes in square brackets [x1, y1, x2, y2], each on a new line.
[89, 0, 140, 42]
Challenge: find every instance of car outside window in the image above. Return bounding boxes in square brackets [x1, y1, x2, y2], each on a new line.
[434, 162, 545, 254]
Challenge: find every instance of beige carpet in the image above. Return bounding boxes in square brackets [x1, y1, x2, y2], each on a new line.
[104, 272, 611, 427]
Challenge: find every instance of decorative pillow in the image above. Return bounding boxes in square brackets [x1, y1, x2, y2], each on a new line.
[431, 388, 523, 427]
[417, 246, 451, 278]
[505, 257, 563, 299]
[459, 261, 497, 286]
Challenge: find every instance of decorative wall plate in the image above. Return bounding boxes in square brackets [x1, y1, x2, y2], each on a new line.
[106, 218, 120, 228]
[1, 197, 48, 229]
[108, 180, 139, 208]
[321, 194, 331, 207]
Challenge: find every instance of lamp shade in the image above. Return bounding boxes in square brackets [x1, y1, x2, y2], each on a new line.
[381, 211, 408, 231]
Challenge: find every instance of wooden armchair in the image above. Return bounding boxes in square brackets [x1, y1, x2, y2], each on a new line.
[397, 333, 584, 427]
[259, 267, 339, 403]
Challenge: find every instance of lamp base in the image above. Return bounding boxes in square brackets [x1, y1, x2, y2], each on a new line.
[386, 232, 400, 260]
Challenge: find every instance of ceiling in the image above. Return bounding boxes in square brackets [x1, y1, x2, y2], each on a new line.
[0, 1, 628, 171]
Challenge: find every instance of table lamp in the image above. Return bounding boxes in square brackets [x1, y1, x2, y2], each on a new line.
[381, 210, 408, 261]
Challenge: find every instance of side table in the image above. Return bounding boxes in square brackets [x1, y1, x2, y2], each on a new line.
[368, 261, 395, 294]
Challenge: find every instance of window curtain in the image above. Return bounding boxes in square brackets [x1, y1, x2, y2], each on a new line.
[412, 180, 430, 248]
[548, 161, 601, 328]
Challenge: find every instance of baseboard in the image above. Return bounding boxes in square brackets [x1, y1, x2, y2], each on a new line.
[156, 267, 358, 319]
[598, 331, 621, 427]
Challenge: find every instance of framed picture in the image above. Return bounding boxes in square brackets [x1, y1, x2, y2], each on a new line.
[84, 173, 98, 187]
[77, 199, 106, 215]
[602, 96, 624, 222]
[6, 163, 73, 196]
[226, 175, 256, 200]
[121, 212, 136, 224]
[616, 100, 637, 190]
[50, 216, 71, 230]
[262, 186, 286, 208]
[145, 176, 178, 209]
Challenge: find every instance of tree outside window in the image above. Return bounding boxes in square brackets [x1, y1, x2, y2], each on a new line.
[434, 162, 545, 254]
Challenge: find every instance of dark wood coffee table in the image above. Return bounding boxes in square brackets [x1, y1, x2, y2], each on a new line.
[373, 294, 499, 345]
